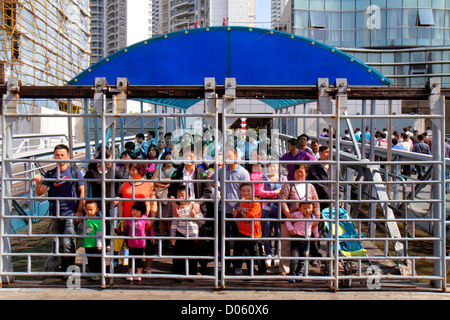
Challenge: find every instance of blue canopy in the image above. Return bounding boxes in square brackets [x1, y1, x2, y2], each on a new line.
[69, 26, 390, 109]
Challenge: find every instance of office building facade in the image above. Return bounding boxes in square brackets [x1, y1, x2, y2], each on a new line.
[91, 0, 152, 64]
[153, 0, 256, 35]
[277, 0, 450, 88]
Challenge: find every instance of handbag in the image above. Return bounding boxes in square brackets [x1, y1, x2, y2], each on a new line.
[155, 186, 169, 205]
[114, 220, 127, 236]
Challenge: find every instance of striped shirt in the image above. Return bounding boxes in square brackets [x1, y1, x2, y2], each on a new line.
[171, 206, 201, 238]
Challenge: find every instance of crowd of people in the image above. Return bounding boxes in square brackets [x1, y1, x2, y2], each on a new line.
[349, 125, 441, 178]
[33, 125, 438, 281]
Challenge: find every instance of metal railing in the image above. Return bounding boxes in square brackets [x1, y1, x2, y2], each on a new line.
[0, 77, 447, 292]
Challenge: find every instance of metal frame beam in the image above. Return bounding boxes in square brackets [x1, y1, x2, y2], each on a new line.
[0, 84, 448, 101]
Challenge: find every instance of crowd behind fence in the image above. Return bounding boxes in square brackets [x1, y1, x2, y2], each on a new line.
[0, 78, 448, 291]
[0, 123, 448, 291]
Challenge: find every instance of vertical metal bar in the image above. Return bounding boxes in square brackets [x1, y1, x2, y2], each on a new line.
[120, 117, 125, 152]
[0, 92, 5, 288]
[93, 77, 108, 287]
[316, 103, 320, 139]
[154, 104, 158, 134]
[429, 78, 445, 290]
[213, 88, 219, 290]
[100, 89, 107, 289]
[204, 77, 218, 288]
[303, 103, 306, 134]
[361, 100, 367, 159]
[67, 99, 74, 158]
[222, 78, 237, 287]
[318, 78, 338, 289]
[369, 100, 376, 161]
[334, 78, 347, 290]
[164, 106, 168, 140]
[335, 93, 341, 291]
[84, 98, 91, 160]
[343, 110, 361, 159]
[140, 101, 145, 133]
[1, 78, 19, 286]
[95, 117, 100, 152]
[221, 92, 227, 288]
[369, 100, 377, 239]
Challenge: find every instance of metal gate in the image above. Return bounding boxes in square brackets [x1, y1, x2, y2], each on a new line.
[0, 77, 448, 291]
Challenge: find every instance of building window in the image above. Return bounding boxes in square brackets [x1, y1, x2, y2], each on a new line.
[418, 8, 434, 26]
[409, 52, 427, 75]
[12, 34, 20, 60]
[310, 11, 326, 28]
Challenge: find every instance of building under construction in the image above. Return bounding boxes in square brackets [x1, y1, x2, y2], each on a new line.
[0, 0, 90, 113]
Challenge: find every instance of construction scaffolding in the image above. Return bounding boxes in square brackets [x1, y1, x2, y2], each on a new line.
[0, 0, 90, 112]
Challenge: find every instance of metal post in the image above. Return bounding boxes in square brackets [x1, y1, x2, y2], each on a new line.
[203, 77, 218, 288]
[317, 78, 337, 290]
[221, 77, 236, 289]
[343, 110, 361, 159]
[94, 118, 100, 153]
[361, 100, 367, 159]
[93, 77, 109, 287]
[1, 78, 19, 285]
[140, 101, 145, 133]
[84, 98, 91, 161]
[106, 78, 128, 287]
[428, 78, 445, 290]
[369, 100, 377, 239]
[67, 99, 74, 158]
[334, 78, 348, 290]
[317, 78, 332, 131]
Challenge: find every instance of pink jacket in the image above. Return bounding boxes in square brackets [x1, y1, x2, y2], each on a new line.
[251, 170, 286, 199]
[126, 219, 154, 248]
[286, 210, 320, 238]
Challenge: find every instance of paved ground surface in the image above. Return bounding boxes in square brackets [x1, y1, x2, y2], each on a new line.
[3, 288, 446, 319]
[1, 288, 450, 300]
[0, 288, 450, 301]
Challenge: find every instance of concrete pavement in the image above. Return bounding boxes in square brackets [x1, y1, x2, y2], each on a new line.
[1, 288, 450, 300]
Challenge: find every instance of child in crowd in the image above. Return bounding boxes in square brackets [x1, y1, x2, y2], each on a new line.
[232, 183, 266, 275]
[126, 201, 153, 281]
[286, 201, 320, 282]
[83, 200, 102, 280]
[170, 186, 203, 277]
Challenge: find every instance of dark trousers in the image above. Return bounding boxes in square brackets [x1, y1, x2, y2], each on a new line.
[218, 212, 240, 270]
[128, 247, 145, 270]
[85, 246, 102, 273]
[417, 165, 427, 179]
[262, 206, 281, 256]
[172, 231, 198, 276]
[233, 233, 266, 273]
[290, 236, 310, 275]
[196, 224, 209, 275]
[402, 164, 411, 176]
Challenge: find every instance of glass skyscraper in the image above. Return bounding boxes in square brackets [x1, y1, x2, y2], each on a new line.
[278, 0, 450, 88]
